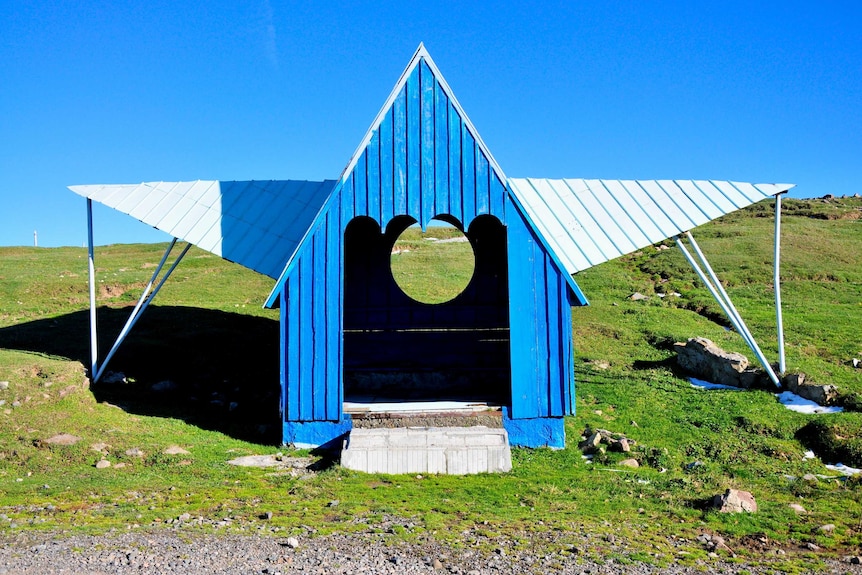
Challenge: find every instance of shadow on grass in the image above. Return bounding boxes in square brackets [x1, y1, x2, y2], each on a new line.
[0, 305, 282, 445]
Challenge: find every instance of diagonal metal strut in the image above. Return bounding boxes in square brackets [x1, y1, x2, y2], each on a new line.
[675, 232, 781, 388]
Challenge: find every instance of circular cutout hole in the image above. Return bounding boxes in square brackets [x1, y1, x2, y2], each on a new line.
[390, 220, 475, 304]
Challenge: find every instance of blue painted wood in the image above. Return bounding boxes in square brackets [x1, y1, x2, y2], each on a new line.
[475, 148, 490, 215]
[355, 151, 368, 218]
[367, 131, 381, 224]
[342, 173, 354, 223]
[325, 209, 342, 418]
[406, 68, 420, 224]
[447, 101, 462, 222]
[434, 82, 449, 218]
[393, 88, 408, 218]
[298, 248, 314, 420]
[462, 128, 476, 225]
[312, 223, 326, 421]
[380, 111, 394, 225]
[420, 61, 435, 226]
[285, 271, 301, 420]
[546, 256, 562, 416]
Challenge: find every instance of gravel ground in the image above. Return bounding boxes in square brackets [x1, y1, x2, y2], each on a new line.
[1, 530, 861, 575]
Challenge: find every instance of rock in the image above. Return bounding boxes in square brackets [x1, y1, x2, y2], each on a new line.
[0, 381, 9, 390]
[852, 358, 861, 368]
[580, 432, 602, 452]
[612, 438, 631, 453]
[850, 556, 861, 565]
[163, 445, 190, 455]
[802, 474, 819, 483]
[91, 442, 110, 453]
[125, 448, 145, 458]
[819, 524, 835, 533]
[178, 513, 191, 522]
[95, 459, 111, 469]
[630, 292, 649, 301]
[327, 500, 339, 508]
[113, 462, 126, 469]
[805, 542, 820, 551]
[789, 503, 807, 514]
[432, 558, 444, 569]
[286, 537, 299, 549]
[42, 433, 81, 446]
[151, 380, 177, 393]
[101, 372, 127, 384]
[619, 458, 639, 468]
[712, 489, 757, 513]
[783, 372, 838, 405]
[675, 338, 751, 388]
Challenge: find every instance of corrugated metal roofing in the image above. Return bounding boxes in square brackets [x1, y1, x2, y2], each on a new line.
[507, 178, 795, 275]
[69, 180, 336, 279]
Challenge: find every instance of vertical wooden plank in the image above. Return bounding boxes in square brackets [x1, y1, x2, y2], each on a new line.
[367, 131, 381, 225]
[461, 127, 476, 228]
[507, 202, 539, 419]
[406, 67, 421, 223]
[563, 278, 577, 415]
[447, 102, 462, 223]
[286, 270, 301, 421]
[325, 212, 341, 420]
[311, 226, 326, 420]
[279, 282, 289, 423]
[341, 173, 355, 223]
[434, 83, 449, 218]
[420, 61, 435, 225]
[475, 149, 490, 216]
[490, 174, 506, 222]
[299, 251, 315, 420]
[380, 110, 394, 226]
[393, 87, 407, 216]
[355, 151, 368, 217]
[546, 256, 563, 416]
[533, 241, 550, 418]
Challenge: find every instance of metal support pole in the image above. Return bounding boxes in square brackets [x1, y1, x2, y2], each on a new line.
[774, 194, 786, 375]
[684, 231, 759, 355]
[94, 241, 191, 383]
[675, 236, 781, 387]
[86, 199, 98, 379]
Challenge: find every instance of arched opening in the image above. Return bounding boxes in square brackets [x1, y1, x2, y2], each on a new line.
[342, 214, 511, 414]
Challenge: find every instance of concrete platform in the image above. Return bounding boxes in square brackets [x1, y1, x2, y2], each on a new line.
[340, 426, 512, 475]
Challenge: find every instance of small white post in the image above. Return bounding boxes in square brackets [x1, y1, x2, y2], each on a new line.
[774, 193, 786, 375]
[86, 199, 98, 379]
[33, 230, 38, 247]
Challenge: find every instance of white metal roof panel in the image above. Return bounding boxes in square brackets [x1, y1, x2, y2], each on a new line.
[69, 179, 336, 279]
[507, 178, 794, 275]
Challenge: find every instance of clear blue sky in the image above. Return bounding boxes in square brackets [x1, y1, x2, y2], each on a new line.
[2, 1, 860, 247]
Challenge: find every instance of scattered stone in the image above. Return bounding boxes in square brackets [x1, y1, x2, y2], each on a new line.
[91, 442, 110, 453]
[125, 448, 145, 458]
[850, 556, 861, 565]
[263, 511, 273, 520]
[151, 380, 178, 393]
[113, 462, 126, 469]
[327, 500, 339, 508]
[162, 445, 190, 455]
[805, 542, 820, 551]
[819, 524, 836, 533]
[789, 503, 807, 514]
[619, 458, 639, 469]
[95, 459, 111, 469]
[630, 292, 649, 301]
[802, 473, 819, 483]
[610, 438, 631, 453]
[0, 381, 9, 390]
[686, 461, 705, 470]
[675, 338, 755, 388]
[432, 558, 444, 569]
[178, 513, 192, 522]
[286, 537, 300, 549]
[42, 433, 81, 446]
[712, 489, 757, 513]
[852, 358, 861, 368]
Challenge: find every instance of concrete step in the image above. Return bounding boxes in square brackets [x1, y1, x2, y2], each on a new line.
[340, 426, 512, 475]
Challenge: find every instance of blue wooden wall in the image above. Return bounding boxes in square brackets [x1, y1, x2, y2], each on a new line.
[278, 54, 578, 428]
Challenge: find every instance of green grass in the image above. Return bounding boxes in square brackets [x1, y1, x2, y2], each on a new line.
[1, 197, 861, 566]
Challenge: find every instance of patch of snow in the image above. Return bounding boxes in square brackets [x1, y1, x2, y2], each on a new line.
[689, 377, 740, 391]
[825, 463, 862, 476]
[804, 450, 816, 459]
[776, 391, 843, 414]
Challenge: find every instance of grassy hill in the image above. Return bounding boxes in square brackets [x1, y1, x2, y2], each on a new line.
[0, 196, 860, 567]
